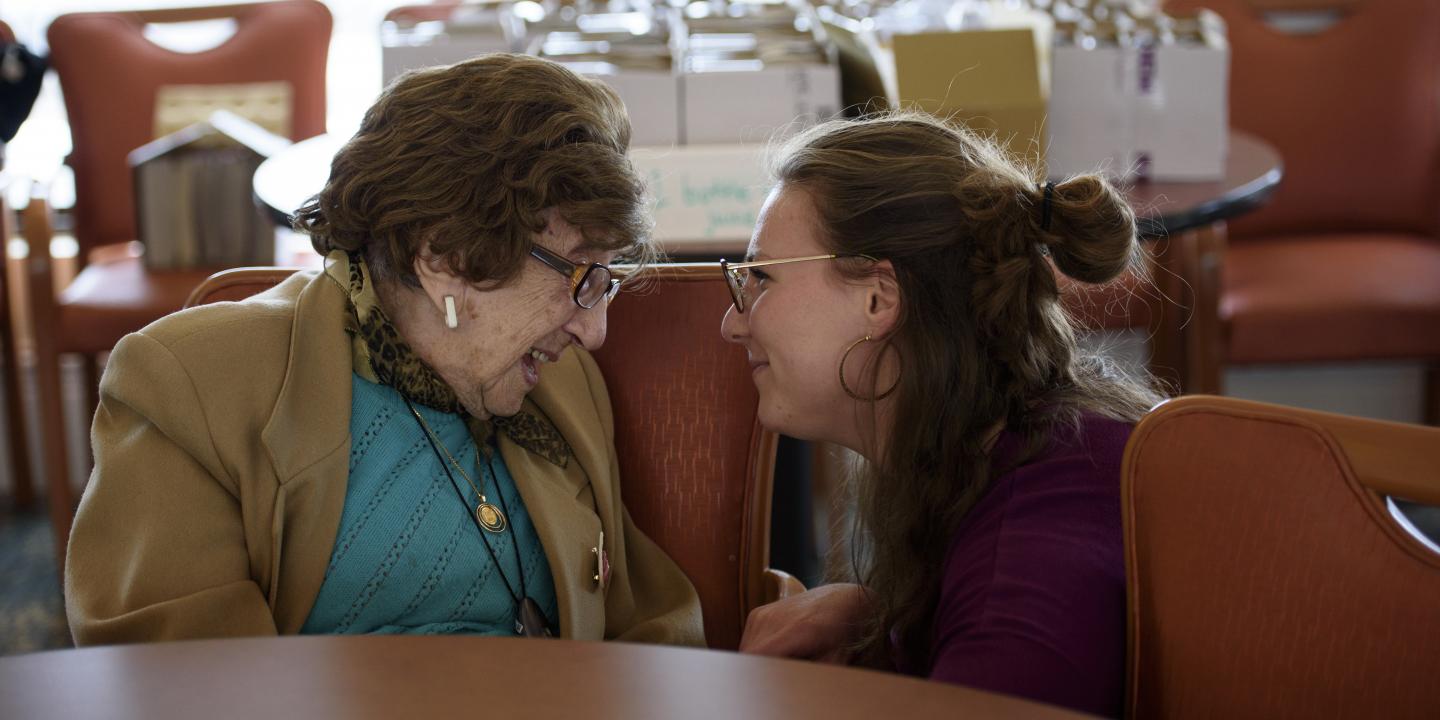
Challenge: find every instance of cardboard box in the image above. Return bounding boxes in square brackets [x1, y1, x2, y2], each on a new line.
[564, 62, 681, 147]
[1047, 39, 1135, 180]
[682, 61, 841, 145]
[818, 10, 890, 113]
[1132, 22, 1228, 181]
[381, 17, 516, 85]
[1047, 13, 1228, 181]
[535, 15, 681, 148]
[873, 11, 1052, 162]
[679, 5, 843, 146]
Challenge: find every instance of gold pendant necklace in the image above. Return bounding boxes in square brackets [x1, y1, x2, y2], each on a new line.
[475, 500, 507, 533]
[404, 398, 552, 637]
[408, 405, 508, 534]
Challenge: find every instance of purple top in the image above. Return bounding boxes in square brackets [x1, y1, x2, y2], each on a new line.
[897, 414, 1132, 717]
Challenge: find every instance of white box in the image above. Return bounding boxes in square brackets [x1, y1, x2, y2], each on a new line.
[562, 63, 681, 148]
[1046, 42, 1135, 180]
[1047, 15, 1228, 182]
[630, 144, 769, 252]
[682, 62, 842, 145]
[381, 22, 516, 86]
[1132, 33, 1229, 181]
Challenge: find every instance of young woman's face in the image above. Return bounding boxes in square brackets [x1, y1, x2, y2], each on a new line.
[720, 185, 875, 445]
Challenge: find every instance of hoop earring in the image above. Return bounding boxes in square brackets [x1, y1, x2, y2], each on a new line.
[838, 335, 900, 401]
[444, 295, 459, 329]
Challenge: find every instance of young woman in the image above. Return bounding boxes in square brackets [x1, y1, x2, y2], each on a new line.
[722, 113, 1162, 716]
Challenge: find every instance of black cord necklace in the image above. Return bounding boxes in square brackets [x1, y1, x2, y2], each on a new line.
[404, 398, 553, 638]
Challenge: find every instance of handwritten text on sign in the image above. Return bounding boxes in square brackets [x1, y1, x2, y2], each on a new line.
[631, 145, 771, 250]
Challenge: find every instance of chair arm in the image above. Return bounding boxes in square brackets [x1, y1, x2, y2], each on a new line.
[761, 568, 807, 605]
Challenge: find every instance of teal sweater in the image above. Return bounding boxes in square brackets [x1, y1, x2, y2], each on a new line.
[300, 374, 558, 634]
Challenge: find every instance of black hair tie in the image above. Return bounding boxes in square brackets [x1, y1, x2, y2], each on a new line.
[1039, 181, 1055, 232]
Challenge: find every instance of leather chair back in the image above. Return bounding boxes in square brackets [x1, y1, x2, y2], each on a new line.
[187, 263, 780, 649]
[589, 264, 778, 650]
[1122, 395, 1440, 718]
[1166, 0, 1440, 238]
[47, 0, 331, 259]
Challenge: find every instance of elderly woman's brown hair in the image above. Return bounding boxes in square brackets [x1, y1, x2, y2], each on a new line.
[294, 53, 657, 285]
[771, 112, 1164, 669]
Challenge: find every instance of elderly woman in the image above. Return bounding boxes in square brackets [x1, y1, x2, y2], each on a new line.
[722, 113, 1163, 716]
[65, 54, 703, 645]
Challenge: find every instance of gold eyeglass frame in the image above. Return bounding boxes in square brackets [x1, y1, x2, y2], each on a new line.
[720, 253, 877, 313]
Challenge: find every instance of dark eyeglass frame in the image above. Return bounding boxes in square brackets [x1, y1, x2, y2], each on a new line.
[529, 244, 622, 309]
[720, 253, 877, 313]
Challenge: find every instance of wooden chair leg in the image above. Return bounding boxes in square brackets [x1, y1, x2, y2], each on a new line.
[78, 352, 101, 471]
[1426, 363, 1440, 427]
[1, 186, 35, 508]
[0, 311, 34, 508]
[23, 189, 75, 573]
[36, 344, 74, 574]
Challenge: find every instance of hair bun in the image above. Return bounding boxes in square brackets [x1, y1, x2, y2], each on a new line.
[1040, 175, 1139, 285]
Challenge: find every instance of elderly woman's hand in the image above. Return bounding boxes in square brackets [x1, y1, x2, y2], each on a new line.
[739, 582, 872, 663]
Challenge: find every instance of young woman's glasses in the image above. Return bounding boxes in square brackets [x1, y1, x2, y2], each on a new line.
[530, 244, 622, 309]
[720, 254, 876, 313]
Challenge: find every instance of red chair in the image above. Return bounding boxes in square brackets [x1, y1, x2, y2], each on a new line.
[185, 263, 802, 649]
[1122, 395, 1440, 718]
[29, 0, 331, 568]
[1165, 0, 1440, 421]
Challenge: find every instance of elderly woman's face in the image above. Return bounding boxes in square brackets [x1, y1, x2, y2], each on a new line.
[421, 214, 614, 419]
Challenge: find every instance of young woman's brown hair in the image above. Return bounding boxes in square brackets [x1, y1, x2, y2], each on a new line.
[769, 112, 1164, 669]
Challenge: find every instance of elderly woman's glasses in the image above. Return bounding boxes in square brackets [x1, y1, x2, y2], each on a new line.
[720, 254, 877, 313]
[530, 245, 622, 309]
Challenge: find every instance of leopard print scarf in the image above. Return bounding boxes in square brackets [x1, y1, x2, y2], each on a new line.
[325, 251, 571, 468]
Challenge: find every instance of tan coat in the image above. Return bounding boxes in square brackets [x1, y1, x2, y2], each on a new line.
[65, 269, 704, 646]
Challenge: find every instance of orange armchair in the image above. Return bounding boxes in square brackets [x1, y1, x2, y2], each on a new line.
[186, 263, 801, 649]
[1165, 0, 1440, 419]
[32, 1, 331, 562]
[1122, 395, 1440, 718]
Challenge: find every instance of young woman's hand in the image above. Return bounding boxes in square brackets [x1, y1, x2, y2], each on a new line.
[739, 583, 871, 663]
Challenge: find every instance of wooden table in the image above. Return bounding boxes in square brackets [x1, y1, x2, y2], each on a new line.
[0, 636, 1092, 719]
[253, 132, 1282, 393]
